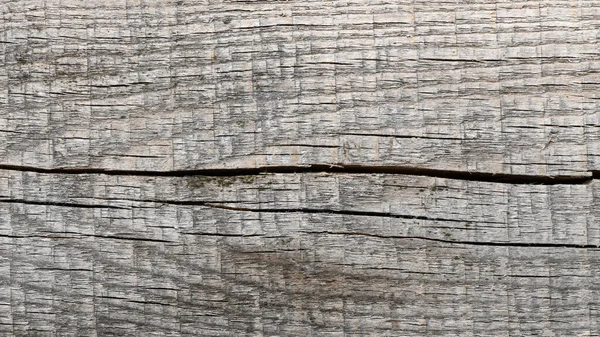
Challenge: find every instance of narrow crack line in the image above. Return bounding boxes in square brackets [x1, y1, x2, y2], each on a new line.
[0, 195, 503, 225]
[181, 231, 264, 237]
[0, 195, 489, 226]
[0, 198, 129, 209]
[172, 201, 499, 224]
[200, 204, 499, 224]
[0, 163, 594, 185]
[35, 268, 93, 272]
[338, 132, 463, 141]
[303, 231, 600, 249]
[127, 300, 178, 308]
[0, 233, 78, 239]
[419, 57, 485, 63]
[90, 234, 173, 243]
[0, 232, 172, 243]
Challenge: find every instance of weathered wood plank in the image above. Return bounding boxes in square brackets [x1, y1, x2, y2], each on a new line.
[1, 169, 598, 336]
[2, 1, 600, 336]
[2, 170, 597, 246]
[1, 1, 599, 175]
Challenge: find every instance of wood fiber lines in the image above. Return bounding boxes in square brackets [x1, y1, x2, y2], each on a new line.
[1, 1, 599, 175]
[1, 0, 600, 336]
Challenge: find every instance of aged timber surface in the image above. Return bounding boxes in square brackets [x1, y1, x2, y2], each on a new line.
[1, 0, 600, 336]
[1, 169, 600, 336]
[1, 0, 599, 176]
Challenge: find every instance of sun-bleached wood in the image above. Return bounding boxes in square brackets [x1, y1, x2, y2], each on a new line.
[1, 169, 599, 336]
[1, 0, 599, 176]
[2, 0, 600, 336]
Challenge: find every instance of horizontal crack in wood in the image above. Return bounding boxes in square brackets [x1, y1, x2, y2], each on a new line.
[200, 204, 500, 224]
[82, 198, 500, 224]
[181, 232, 265, 237]
[0, 232, 173, 243]
[303, 231, 600, 249]
[0, 164, 595, 185]
[338, 132, 464, 141]
[0, 198, 129, 209]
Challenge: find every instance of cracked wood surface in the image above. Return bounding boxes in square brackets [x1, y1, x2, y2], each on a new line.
[1, 169, 600, 336]
[2, 0, 600, 336]
[1, 0, 600, 176]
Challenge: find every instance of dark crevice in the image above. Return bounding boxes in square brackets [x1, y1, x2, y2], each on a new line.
[0, 163, 594, 185]
[92, 234, 173, 243]
[102, 154, 164, 158]
[97, 295, 129, 300]
[181, 231, 264, 237]
[338, 132, 463, 141]
[0, 198, 129, 209]
[0, 233, 77, 240]
[0, 196, 495, 224]
[199, 204, 500, 224]
[129, 199, 498, 223]
[303, 231, 600, 249]
[0, 232, 172, 243]
[35, 268, 93, 272]
[127, 300, 178, 307]
[419, 57, 484, 63]
[356, 267, 439, 274]
[275, 144, 340, 148]
[502, 274, 561, 278]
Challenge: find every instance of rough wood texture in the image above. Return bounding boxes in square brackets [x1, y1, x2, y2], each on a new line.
[1, 170, 599, 336]
[1, 0, 599, 176]
[1, 0, 600, 336]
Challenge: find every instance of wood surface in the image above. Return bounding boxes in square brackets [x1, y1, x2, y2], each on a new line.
[1, 0, 599, 336]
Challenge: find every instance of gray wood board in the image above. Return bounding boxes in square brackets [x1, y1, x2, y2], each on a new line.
[1, 1, 599, 176]
[1, 169, 599, 336]
[2, 0, 600, 336]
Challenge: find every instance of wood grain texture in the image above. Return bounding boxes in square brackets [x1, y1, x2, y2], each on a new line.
[1, 169, 599, 336]
[2, 1, 600, 336]
[1, 0, 599, 175]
